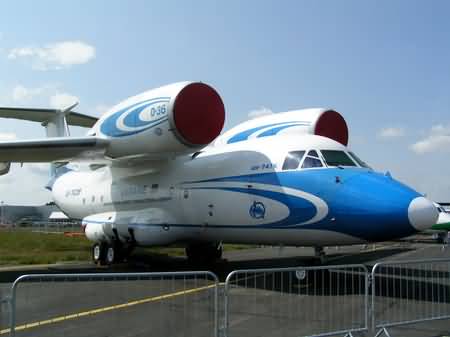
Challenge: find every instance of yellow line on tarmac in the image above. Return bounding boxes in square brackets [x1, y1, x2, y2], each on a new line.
[0, 283, 216, 335]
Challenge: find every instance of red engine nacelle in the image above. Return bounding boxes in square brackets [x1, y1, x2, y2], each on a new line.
[97, 82, 225, 158]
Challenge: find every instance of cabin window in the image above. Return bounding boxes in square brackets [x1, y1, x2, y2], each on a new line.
[321, 150, 356, 167]
[282, 151, 305, 170]
[91, 196, 95, 203]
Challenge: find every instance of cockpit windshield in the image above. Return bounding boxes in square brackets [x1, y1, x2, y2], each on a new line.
[348, 152, 371, 169]
[320, 150, 356, 167]
[282, 151, 305, 170]
[281, 149, 371, 171]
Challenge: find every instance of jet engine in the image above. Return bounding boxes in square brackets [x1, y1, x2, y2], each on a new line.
[96, 82, 225, 158]
[218, 108, 349, 146]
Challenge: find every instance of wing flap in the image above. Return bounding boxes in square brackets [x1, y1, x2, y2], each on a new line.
[0, 137, 109, 162]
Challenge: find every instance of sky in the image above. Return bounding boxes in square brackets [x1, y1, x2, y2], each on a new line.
[0, 0, 449, 205]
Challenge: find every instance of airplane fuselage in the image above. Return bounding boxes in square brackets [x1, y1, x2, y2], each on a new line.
[52, 134, 435, 248]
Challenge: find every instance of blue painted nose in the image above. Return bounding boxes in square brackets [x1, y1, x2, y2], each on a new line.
[329, 171, 438, 241]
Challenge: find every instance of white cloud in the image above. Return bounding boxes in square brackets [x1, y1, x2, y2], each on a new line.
[28, 163, 49, 176]
[49, 92, 79, 109]
[248, 106, 274, 119]
[0, 164, 51, 205]
[12, 84, 49, 102]
[411, 124, 450, 154]
[93, 104, 112, 117]
[8, 40, 96, 70]
[377, 127, 405, 139]
[0, 132, 17, 141]
[7, 84, 79, 110]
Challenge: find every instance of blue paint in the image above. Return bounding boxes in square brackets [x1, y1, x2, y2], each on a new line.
[184, 168, 421, 241]
[227, 121, 310, 144]
[249, 201, 266, 219]
[257, 123, 306, 138]
[100, 97, 170, 137]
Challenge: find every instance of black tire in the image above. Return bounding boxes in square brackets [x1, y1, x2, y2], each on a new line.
[92, 242, 106, 265]
[105, 245, 116, 265]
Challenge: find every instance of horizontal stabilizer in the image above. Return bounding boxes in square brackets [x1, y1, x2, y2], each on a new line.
[0, 107, 98, 128]
[0, 137, 109, 162]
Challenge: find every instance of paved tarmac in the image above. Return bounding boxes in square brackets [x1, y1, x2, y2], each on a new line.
[0, 240, 449, 337]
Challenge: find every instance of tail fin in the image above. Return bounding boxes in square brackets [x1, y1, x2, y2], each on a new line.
[43, 102, 79, 187]
[0, 102, 97, 180]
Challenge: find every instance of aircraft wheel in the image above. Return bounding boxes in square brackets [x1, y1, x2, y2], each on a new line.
[105, 245, 116, 265]
[93, 242, 106, 265]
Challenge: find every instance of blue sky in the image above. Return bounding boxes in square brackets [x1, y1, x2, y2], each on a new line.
[0, 0, 449, 204]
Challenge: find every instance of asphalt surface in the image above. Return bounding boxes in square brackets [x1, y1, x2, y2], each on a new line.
[0, 240, 450, 337]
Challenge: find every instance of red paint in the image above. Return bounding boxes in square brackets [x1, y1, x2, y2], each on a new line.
[314, 110, 348, 146]
[173, 83, 225, 146]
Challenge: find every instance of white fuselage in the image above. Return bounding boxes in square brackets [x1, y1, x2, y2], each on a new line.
[51, 134, 436, 248]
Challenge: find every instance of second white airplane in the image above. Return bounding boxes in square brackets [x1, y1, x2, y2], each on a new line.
[0, 81, 439, 264]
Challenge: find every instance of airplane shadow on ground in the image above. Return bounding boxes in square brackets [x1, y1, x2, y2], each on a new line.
[125, 246, 413, 280]
[128, 247, 450, 303]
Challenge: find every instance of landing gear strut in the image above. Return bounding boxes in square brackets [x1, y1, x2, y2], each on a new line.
[186, 242, 222, 264]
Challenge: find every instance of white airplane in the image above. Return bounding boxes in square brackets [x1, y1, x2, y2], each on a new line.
[429, 203, 450, 243]
[0, 81, 439, 265]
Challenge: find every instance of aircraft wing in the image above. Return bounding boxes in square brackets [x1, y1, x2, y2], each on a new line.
[0, 107, 98, 128]
[0, 137, 109, 162]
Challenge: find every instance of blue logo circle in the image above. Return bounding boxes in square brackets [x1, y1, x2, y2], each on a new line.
[249, 201, 266, 219]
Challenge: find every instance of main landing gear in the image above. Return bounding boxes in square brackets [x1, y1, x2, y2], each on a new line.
[92, 242, 134, 265]
[185, 242, 223, 265]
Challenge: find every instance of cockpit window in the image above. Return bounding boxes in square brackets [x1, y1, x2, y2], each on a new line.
[282, 151, 305, 170]
[321, 150, 356, 167]
[307, 150, 319, 158]
[302, 156, 323, 168]
[349, 152, 371, 169]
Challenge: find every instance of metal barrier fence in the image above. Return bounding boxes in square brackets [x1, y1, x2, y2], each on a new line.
[2, 259, 450, 337]
[223, 264, 369, 337]
[371, 258, 450, 337]
[7, 271, 219, 337]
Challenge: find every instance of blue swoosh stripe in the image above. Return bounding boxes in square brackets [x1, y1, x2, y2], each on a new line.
[227, 121, 310, 144]
[257, 123, 307, 138]
[100, 97, 170, 137]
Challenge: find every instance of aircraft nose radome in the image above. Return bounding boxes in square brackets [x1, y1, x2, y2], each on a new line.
[408, 197, 438, 231]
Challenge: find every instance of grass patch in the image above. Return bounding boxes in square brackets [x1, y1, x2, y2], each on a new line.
[0, 230, 255, 266]
[0, 230, 91, 266]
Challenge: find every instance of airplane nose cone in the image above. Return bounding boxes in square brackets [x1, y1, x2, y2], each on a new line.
[408, 197, 438, 231]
